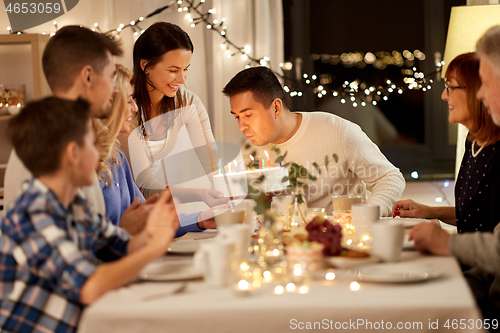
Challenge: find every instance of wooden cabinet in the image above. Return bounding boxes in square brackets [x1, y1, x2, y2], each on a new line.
[0, 33, 51, 100]
[0, 34, 51, 208]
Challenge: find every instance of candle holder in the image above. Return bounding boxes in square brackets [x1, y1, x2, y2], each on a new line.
[233, 262, 262, 297]
[256, 211, 288, 284]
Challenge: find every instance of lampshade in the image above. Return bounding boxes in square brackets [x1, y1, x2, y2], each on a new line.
[443, 4, 500, 76]
[443, 4, 500, 178]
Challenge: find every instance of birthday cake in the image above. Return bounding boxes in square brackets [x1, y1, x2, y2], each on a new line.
[213, 167, 290, 197]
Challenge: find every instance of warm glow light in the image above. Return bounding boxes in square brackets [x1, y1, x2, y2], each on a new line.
[274, 285, 284, 294]
[286, 283, 296, 292]
[299, 286, 309, 294]
[347, 239, 353, 245]
[293, 267, 303, 276]
[350, 281, 360, 291]
[238, 280, 249, 290]
[325, 271, 336, 280]
[272, 248, 279, 256]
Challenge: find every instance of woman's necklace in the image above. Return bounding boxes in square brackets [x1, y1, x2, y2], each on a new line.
[472, 139, 489, 158]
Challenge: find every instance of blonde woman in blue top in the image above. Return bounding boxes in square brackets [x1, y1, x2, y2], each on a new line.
[95, 65, 211, 235]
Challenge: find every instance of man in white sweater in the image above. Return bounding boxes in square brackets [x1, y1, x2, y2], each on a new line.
[4, 26, 151, 227]
[222, 66, 405, 217]
[409, 25, 500, 321]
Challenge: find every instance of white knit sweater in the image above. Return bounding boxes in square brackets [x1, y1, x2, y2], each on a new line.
[243, 112, 405, 216]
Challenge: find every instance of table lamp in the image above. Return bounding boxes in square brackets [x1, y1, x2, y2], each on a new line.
[442, 4, 500, 177]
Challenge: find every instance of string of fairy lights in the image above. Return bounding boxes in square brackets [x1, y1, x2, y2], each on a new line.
[4, 0, 442, 107]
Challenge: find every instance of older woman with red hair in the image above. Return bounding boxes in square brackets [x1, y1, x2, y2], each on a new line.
[393, 52, 500, 234]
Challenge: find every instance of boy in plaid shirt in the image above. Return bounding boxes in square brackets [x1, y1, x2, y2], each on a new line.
[0, 97, 179, 333]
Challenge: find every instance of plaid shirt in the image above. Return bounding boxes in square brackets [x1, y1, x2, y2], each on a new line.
[0, 178, 131, 333]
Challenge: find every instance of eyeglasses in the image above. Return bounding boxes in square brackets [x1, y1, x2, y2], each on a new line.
[444, 81, 467, 96]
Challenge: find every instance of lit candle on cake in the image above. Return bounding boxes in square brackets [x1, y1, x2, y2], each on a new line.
[264, 150, 272, 168]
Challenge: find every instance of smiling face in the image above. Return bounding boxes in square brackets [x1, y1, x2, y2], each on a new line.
[143, 48, 192, 103]
[230, 91, 279, 146]
[89, 51, 118, 118]
[477, 57, 500, 126]
[441, 73, 471, 129]
[120, 81, 138, 134]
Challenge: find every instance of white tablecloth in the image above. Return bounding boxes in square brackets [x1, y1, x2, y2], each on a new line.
[78, 250, 484, 333]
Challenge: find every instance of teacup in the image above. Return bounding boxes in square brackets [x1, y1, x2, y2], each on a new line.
[331, 195, 363, 212]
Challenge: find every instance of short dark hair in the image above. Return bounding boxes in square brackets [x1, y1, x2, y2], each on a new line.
[42, 26, 123, 92]
[7, 97, 91, 177]
[222, 66, 287, 109]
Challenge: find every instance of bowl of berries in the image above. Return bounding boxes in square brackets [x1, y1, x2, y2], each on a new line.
[305, 215, 343, 256]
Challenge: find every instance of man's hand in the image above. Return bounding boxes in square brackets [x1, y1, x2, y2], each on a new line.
[146, 189, 179, 256]
[200, 188, 229, 207]
[119, 194, 159, 235]
[392, 199, 431, 218]
[409, 222, 451, 256]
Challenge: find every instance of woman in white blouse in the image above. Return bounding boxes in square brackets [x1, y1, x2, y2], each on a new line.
[122, 22, 228, 212]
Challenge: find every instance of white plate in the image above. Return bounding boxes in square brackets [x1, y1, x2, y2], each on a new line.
[380, 217, 431, 229]
[169, 239, 208, 254]
[348, 263, 440, 283]
[324, 254, 381, 269]
[139, 259, 202, 281]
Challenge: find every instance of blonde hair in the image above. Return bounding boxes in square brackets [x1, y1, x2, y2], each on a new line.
[95, 64, 132, 187]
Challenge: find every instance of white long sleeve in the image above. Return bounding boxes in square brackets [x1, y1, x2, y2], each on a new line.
[243, 112, 405, 216]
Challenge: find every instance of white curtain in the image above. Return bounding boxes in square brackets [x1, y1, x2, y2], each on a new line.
[1, 0, 284, 145]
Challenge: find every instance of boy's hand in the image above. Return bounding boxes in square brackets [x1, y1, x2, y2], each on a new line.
[120, 194, 159, 235]
[146, 189, 179, 256]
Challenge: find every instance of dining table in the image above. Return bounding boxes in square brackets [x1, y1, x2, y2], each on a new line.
[78, 231, 486, 333]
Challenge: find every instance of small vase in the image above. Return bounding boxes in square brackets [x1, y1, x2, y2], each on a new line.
[290, 188, 308, 229]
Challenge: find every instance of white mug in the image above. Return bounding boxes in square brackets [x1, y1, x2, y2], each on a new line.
[217, 224, 252, 264]
[331, 195, 363, 212]
[194, 240, 235, 287]
[372, 220, 404, 262]
[351, 203, 379, 244]
[235, 199, 257, 231]
[213, 208, 246, 228]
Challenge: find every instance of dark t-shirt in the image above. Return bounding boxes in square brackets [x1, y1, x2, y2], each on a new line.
[455, 139, 500, 233]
